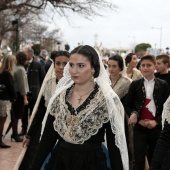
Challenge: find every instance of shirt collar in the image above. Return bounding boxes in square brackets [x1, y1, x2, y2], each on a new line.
[29, 58, 33, 63]
[144, 77, 155, 83]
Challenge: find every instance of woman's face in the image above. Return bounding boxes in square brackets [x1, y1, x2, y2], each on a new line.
[128, 55, 138, 68]
[108, 60, 121, 77]
[69, 53, 94, 85]
[55, 56, 69, 80]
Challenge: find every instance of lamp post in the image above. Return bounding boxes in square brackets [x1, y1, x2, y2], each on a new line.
[12, 19, 20, 53]
[166, 47, 169, 54]
[128, 36, 136, 52]
[152, 27, 162, 50]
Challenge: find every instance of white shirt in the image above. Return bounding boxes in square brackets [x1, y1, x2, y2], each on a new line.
[143, 77, 156, 117]
[144, 77, 155, 99]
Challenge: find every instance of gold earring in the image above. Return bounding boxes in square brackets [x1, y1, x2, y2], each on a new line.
[91, 75, 94, 81]
[91, 71, 94, 81]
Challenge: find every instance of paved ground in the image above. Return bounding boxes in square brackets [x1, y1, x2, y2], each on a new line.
[0, 116, 23, 170]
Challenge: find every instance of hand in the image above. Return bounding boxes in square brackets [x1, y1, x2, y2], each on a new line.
[22, 137, 30, 148]
[24, 98, 29, 105]
[128, 113, 137, 126]
[147, 120, 157, 129]
[139, 119, 150, 127]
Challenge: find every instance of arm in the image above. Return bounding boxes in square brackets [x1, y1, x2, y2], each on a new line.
[17, 69, 29, 105]
[17, 68, 28, 96]
[105, 121, 124, 170]
[31, 114, 58, 170]
[155, 82, 169, 125]
[124, 82, 139, 125]
[5, 71, 16, 100]
[124, 82, 137, 117]
[151, 122, 170, 169]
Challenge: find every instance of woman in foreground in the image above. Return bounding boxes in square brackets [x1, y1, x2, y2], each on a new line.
[30, 45, 128, 170]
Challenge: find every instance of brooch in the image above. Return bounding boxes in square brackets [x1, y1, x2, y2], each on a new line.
[66, 115, 79, 137]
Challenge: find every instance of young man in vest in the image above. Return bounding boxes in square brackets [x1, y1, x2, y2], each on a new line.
[124, 55, 169, 170]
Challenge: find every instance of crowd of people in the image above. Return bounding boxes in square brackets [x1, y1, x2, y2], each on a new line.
[0, 46, 170, 170]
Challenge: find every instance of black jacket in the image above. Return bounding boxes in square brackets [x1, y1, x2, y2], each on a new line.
[26, 60, 45, 99]
[44, 59, 53, 73]
[124, 78, 169, 125]
[155, 71, 170, 89]
[0, 71, 16, 101]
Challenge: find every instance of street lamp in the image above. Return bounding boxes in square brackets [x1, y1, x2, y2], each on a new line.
[12, 19, 20, 53]
[152, 27, 162, 50]
[128, 36, 136, 52]
[166, 47, 169, 54]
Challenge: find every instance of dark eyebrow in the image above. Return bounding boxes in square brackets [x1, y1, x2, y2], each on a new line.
[69, 62, 85, 65]
[77, 63, 85, 65]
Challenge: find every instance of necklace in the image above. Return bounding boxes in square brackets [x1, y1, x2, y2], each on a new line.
[111, 74, 122, 88]
[76, 87, 94, 104]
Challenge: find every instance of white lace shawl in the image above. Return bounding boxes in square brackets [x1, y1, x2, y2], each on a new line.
[162, 95, 170, 128]
[50, 86, 109, 144]
[42, 56, 129, 170]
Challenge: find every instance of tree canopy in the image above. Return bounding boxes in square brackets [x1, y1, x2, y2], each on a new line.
[135, 43, 152, 53]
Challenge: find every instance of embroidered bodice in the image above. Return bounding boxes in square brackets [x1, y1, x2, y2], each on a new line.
[50, 84, 110, 144]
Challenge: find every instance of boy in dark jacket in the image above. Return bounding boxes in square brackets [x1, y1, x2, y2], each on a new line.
[124, 55, 169, 170]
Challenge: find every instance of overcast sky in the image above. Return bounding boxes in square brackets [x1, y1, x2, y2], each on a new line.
[45, 0, 170, 51]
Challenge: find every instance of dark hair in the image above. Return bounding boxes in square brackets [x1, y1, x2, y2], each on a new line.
[156, 54, 169, 66]
[16, 51, 27, 66]
[108, 54, 124, 71]
[70, 45, 100, 78]
[125, 53, 135, 66]
[51, 51, 70, 63]
[140, 55, 156, 64]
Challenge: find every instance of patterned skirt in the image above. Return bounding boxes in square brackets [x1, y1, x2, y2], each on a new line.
[0, 100, 10, 117]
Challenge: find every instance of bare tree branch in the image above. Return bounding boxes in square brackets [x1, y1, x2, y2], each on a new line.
[0, 0, 117, 18]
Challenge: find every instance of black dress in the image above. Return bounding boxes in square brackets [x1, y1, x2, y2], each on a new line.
[31, 85, 124, 170]
[19, 97, 46, 170]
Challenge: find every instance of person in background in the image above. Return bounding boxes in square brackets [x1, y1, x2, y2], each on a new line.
[108, 54, 131, 102]
[39, 49, 49, 67]
[155, 54, 170, 88]
[44, 51, 57, 73]
[0, 55, 16, 148]
[30, 45, 128, 170]
[151, 96, 170, 170]
[10, 52, 29, 142]
[124, 55, 169, 170]
[108, 54, 133, 169]
[14, 51, 70, 170]
[125, 53, 143, 80]
[19, 46, 45, 136]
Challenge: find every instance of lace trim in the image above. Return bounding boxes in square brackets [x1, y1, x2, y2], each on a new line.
[66, 83, 98, 114]
[50, 87, 109, 144]
[162, 96, 170, 128]
[42, 77, 57, 107]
